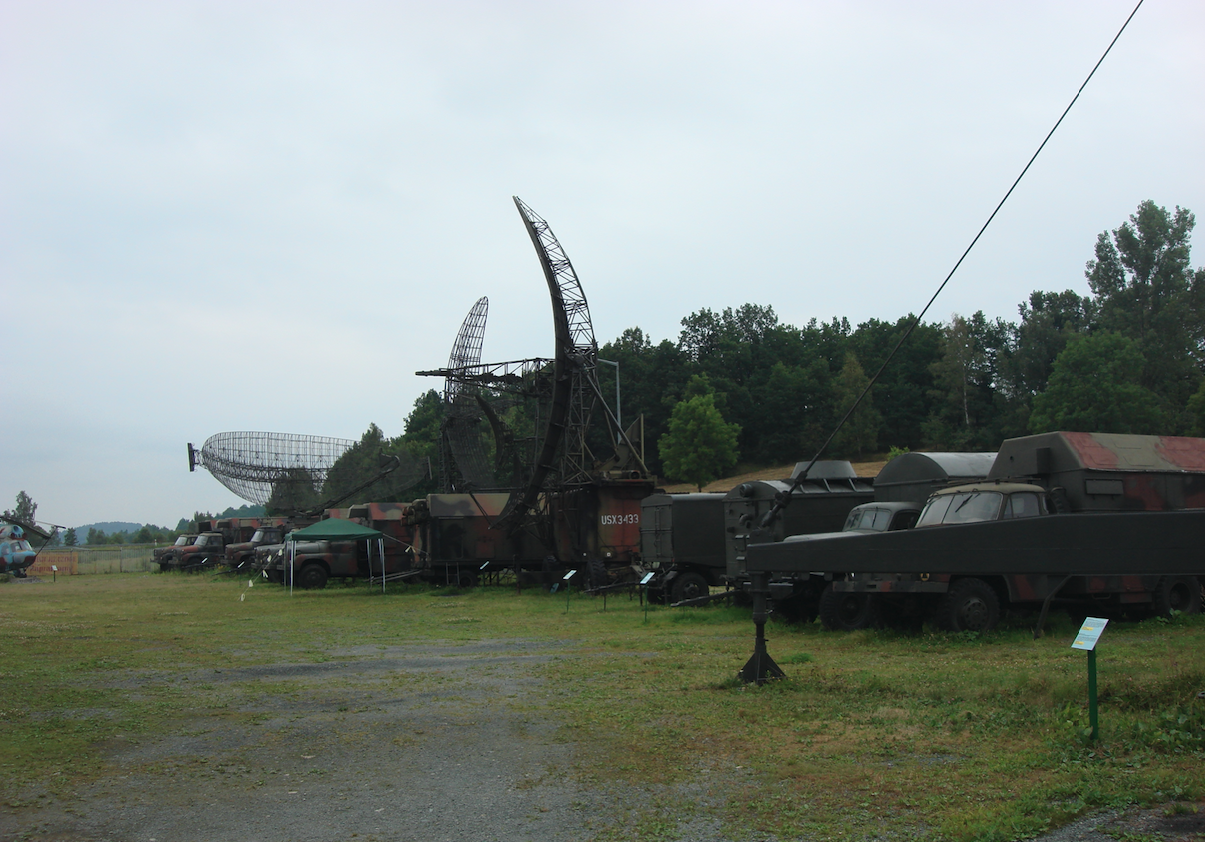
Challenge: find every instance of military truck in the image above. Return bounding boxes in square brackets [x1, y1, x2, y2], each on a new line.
[257, 506, 416, 589]
[157, 534, 207, 571]
[168, 531, 227, 571]
[748, 432, 1205, 632]
[224, 524, 288, 571]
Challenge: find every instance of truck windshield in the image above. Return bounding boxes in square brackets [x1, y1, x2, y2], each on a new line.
[174, 537, 189, 546]
[845, 507, 891, 532]
[250, 530, 266, 542]
[917, 491, 1003, 527]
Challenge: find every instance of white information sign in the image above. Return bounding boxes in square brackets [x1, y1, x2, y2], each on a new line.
[1071, 617, 1109, 651]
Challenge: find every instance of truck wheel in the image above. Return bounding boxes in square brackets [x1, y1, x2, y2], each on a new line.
[936, 578, 1000, 632]
[298, 563, 328, 590]
[671, 572, 709, 603]
[1152, 576, 1202, 616]
[818, 584, 880, 632]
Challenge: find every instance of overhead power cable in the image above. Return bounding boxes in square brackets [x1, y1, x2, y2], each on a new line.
[761, 0, 1146, 528]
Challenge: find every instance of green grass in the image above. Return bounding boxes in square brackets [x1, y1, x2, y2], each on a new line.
[2, 573, 1203, 840]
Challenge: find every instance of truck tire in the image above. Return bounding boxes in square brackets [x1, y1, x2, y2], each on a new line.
[1152, 576, 1202, 616]
[298, 563, 328, 590]
[819, 584, 880, 632]
[936, 578, 1000, 632]
[671, 572, 709, 603]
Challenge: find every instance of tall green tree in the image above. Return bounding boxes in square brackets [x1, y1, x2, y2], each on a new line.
[3, 490, 37, 526]
[598, 327, 689, 475]
[848, 315, 943, 451]
[63, 527, 78, 547]
[658, 391, 740, 492]
[829, 353, 882, 458]
[925, 312, 1009, 449]
[1086, 200, 1204, 426]
[1029, 332, 1164, 434]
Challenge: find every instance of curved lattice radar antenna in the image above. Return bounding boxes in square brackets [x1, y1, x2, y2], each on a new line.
[442, 297, 500, 490]
[188, 432, 357, 506]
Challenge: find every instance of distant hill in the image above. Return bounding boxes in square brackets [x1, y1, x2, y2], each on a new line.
[74, 521, 145, 536]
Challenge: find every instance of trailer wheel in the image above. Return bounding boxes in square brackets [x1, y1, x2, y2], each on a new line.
[936, 578, 1000, 632]
[1152, 576, 1202, 616]
[298, 563, 328, 590]
[671, 572, 709, 603]
[818, 584, 880, 631]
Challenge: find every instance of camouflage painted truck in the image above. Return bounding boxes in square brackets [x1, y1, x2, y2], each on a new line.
[747, 432, 1205, 634]
[261, 507, 415, 589]
[155, 534, 197, 571]
[222, 518, 309, 571]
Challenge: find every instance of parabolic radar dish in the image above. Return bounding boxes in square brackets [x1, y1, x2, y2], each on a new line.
[187, 431, 357, 507]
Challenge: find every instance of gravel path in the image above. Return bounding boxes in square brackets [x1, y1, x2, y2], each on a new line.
[4, 640, 620, 842]
[3, 635, 1200, 842]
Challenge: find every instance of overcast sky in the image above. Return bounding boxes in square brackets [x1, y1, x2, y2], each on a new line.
[3, 0, 1202, 530]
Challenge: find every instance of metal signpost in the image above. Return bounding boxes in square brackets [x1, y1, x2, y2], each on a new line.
[1071, 617, 1109, 741]
[563, 570, 576, 613]
[640, 571, 656, 621]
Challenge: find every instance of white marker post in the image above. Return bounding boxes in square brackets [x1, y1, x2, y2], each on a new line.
[640, 571, 656, 620]
[563, 570, 577, 613]
[1071, 617, 1109, 741]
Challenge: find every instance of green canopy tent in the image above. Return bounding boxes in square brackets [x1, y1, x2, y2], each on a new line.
[285, 518, 386, 594]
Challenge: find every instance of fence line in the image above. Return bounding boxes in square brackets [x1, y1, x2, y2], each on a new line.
[36, 546, 159, 575]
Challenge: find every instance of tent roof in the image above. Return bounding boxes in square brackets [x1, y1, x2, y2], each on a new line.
[287, 517, 383, 542]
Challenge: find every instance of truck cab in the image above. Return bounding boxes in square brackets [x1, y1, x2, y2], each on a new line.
[914, 483, 1051, 527]
[224, 526, 286, 571]
[172, 532, 226, 571]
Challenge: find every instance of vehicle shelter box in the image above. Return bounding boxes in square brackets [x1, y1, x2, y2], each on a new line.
[872, 452, 997, 505]
[986, 432, 1205, 512]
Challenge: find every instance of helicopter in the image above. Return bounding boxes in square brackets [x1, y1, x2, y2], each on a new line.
[0, 517, 55, 578]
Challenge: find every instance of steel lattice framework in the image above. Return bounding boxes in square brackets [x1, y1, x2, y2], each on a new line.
[418, 198, 644, 535]
[190, 431, 356, 506]
[440, 297, 497, 490]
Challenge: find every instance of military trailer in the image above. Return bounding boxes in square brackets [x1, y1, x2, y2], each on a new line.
[547, 476, 654, 586]
[640, 461, 875, 604]
[748, 432, 1205, 633]
[406, 494, 540, 587]
[639, 492, 726, 602]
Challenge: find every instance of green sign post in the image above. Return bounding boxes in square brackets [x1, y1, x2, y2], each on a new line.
[1071, 617, 1109, 741]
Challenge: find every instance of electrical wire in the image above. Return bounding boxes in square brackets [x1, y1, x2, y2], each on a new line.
[761, 0, 1147, 528]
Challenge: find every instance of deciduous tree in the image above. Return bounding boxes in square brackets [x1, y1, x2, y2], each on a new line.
[1029, 332, 1163, 434]
[1086, 200, 1204, 424]
[658, 392, 740, 492]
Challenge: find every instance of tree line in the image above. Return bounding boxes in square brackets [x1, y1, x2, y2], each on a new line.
[597, 200, 1204, 484]
[315, 200, 1205, 494]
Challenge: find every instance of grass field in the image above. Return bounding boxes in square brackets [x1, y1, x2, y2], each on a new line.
[1, 572, 1202, 840]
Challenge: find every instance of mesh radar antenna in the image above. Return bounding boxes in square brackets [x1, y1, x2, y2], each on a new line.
[420, 197, 648, 533]
[188, 431, 422, 513]
[439, 296, 498, 491]
[188, 432, 355, 506]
